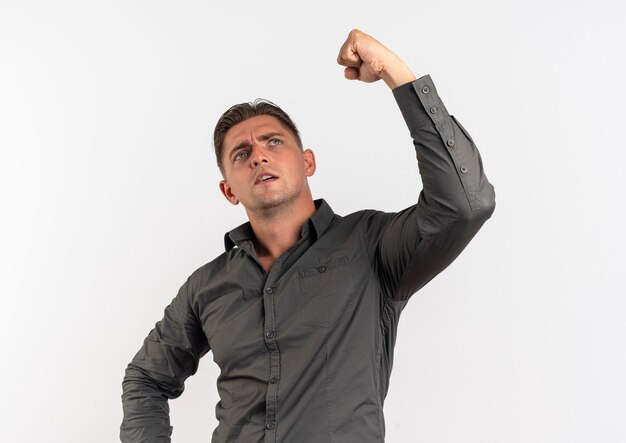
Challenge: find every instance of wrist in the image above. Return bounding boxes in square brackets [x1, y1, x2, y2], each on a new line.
[381, 60, 416, 89]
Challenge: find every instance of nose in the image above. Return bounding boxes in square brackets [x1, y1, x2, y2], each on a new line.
[250, 144, 269, 168]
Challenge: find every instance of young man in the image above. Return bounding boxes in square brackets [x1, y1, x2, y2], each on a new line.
[121, 29, 495, 442]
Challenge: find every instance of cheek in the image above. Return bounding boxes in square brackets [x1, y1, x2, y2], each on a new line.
[224, 174, 246, 196]
[292, 154, 307, 172]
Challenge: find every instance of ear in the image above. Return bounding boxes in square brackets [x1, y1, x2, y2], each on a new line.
[303, 148, 316, 177]
[219, 180, 240, 205]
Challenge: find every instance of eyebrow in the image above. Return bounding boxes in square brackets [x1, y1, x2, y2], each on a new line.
[257, 132, 285, 141]
[228, 132, 286, 159]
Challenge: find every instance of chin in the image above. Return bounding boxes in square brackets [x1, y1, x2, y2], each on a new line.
[257, 199, 287, 210]
[251, 193, 295, 212]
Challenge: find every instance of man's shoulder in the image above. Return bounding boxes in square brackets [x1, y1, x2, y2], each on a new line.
[185, 248, 243, 292]
[335, 206, 393, 226]
[328, 205, 418, 243]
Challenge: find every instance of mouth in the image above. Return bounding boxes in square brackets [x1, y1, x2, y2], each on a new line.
[255, 173, 279, 185]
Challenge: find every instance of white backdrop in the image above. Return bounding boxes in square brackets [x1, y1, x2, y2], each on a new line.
[1, 1, 625, 442]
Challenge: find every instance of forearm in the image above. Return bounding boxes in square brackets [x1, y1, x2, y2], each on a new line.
[393, 75, 495, 223]
[121, 365, 173, 442]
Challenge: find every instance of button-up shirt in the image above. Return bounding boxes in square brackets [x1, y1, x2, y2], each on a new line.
[121, 75, 496, 443]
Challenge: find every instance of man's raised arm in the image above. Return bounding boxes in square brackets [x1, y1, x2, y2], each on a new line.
[337, 29, 496, 300]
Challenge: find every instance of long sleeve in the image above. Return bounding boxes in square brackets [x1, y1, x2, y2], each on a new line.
[365, 74, 496, 301]
[120, 279, 210, 442]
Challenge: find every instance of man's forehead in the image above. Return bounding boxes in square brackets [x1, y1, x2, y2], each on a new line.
[224, 115, 290, 146]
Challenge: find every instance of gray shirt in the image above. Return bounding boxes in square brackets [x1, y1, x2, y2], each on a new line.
[120, 75, 496, 443]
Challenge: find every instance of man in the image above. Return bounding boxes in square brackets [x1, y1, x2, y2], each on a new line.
[121, 29, 495, 442]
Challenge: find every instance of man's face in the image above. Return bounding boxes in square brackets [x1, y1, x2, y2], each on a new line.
[219, 115, 316, 214]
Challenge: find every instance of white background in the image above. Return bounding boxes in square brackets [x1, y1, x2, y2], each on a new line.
[1, 1, 625, 442]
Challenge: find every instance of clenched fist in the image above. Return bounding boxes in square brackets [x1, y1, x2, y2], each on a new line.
[337, 29, 416, 89]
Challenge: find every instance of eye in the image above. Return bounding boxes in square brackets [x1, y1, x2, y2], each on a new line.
[268, 138, 282, 146]
[234, 151, 249, 161]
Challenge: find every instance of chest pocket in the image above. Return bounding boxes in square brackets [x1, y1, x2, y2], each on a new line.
[296, 255, 355, 328]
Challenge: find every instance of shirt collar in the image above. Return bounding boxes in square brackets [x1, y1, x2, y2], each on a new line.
[224, 199, 335, 252]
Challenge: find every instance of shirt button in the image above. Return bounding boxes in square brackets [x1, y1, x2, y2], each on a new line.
[430, 106, 437, 114]
[317, 265, 327, 273]
[265, 287, 274, 294]
[421, 86, 430, 94]
[447, 139, 455, 147]
[270, 377, 278, 384]
[265, 330, 275, 339]
[266, 421, 275, 430]
[460, 165, 468, 174]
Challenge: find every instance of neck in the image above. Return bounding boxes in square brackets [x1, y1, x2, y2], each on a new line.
[247, 197, 316, 269]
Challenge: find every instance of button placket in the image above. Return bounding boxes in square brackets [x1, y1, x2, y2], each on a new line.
[262, 262, 285, 442]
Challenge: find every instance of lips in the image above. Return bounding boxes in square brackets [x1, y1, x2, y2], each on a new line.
[255, 171, 279, 184]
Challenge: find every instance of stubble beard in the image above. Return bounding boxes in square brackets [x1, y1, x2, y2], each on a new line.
[251, 189, 294, 212]
[248, 182, 304, 217]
